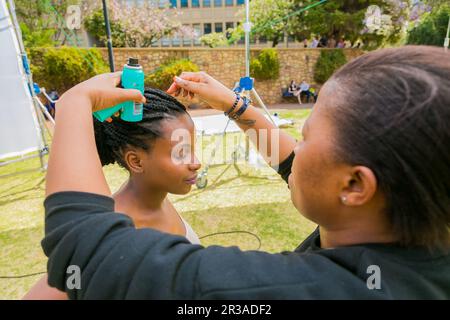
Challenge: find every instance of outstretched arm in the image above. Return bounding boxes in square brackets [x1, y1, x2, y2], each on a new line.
[45, 72, 145, 197]
[167, 72, 296, 167]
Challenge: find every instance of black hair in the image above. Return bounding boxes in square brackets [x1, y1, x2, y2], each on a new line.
[94, 87, 188, 169]
[328, 46, 450, 250]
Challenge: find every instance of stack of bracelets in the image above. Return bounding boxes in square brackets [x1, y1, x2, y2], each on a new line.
[224, 93, 256, 126]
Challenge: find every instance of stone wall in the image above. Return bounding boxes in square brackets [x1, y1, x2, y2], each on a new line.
[99, 48, 364, 105]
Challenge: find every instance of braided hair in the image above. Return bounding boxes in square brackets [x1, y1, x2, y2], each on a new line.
[94, 87, 188, 169]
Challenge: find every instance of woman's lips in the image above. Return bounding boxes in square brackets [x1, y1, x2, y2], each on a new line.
[185, 176, 197, 185]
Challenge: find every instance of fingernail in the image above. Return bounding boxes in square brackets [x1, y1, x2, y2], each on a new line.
[174, 76, 185, 84]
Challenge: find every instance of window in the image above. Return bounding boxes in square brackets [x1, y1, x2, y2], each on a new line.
[225, 0, 234, 6]
[169, 0, 177, 7]
[225, 22, 234, 38]
[180, 0, 188, 7]
[161, 37, 171, 47]
[192, 0, 200, 7]
[237, 0, 245, 5]
[215, 23, 223, 33]
[172, 35, 181, 47]
[203, 0, 211, 7]
[193, 24, 201, 45]
[204, 23, 212, 35]
[214, 0, 222, 7]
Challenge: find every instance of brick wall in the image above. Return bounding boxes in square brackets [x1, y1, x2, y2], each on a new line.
[99, 48, 364, 105]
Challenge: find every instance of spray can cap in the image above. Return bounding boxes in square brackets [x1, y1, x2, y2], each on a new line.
[127, 57, 140, 67]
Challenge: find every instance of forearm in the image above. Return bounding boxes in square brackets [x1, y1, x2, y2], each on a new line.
[45, 90, 110, 197]
[22, 274, 68, 300]
[232, 104, 296, 167]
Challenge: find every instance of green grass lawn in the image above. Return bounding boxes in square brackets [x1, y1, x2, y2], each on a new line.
[0, 108, 315, 300]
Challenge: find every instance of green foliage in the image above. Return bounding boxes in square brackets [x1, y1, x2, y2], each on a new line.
[250, 49, 280, 81]
[20, 22, 56, 47]
[407, 5, 450, 46]
[15, 0, 79, 47]
[314, 49, 347, 84]
[200, 33, 228, 48]
[145, 59, 199, 90]
[28, 47, 109, 93]
[84, 9, 127, 47]
[244, 0, 414, 48]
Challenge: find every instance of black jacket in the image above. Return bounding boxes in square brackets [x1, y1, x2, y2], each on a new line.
[42, 153, 450, 299]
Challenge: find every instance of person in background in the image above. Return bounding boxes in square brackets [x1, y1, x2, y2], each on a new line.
[344, 39, 352, 48]
[303, 39, 308, 48]
[309, 87, 318, 103]
[299, 80, 312, 103]
[328, 35, 337, 48]
[310, 36, 319, 48]
[318, 35, 328, 48]
[337, 38, 345, 49]
[288, 80, 302, 105]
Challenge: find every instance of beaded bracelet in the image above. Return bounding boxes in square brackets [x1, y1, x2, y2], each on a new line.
[224, 93, 241, 116]
[230, 96, 250, 120]
[228, 96, 255, 126]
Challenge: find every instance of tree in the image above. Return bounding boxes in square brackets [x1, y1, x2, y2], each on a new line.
[407, 5, 450, 46]
[83, 0, 196, 47]
[84, 9, 126, 47]
[247, 0, 293, 47]
[237, 0, 433, 49]
[15, 0, 80, 47]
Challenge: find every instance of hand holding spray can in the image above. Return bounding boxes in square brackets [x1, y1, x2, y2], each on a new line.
[93, 57, 145, 122]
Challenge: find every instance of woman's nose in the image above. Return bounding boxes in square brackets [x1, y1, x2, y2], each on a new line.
[189, 155, 201, 171]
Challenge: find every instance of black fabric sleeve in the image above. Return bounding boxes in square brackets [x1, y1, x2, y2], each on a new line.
[42, 191, 351, 300]
[276, 152, 294, 184]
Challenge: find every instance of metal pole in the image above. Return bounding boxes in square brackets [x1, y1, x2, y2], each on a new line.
[102, 0, 115, 72]
[444, 15, 450, 51]
[244, 0, 250, 77]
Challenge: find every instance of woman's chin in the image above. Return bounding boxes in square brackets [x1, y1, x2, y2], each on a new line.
[171, 185, 192, 195]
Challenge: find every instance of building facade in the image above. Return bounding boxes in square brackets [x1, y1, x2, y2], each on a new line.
[121, 0, 246, 47]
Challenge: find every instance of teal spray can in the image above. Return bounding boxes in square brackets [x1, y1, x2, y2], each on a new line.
[93, 57, 145, 122]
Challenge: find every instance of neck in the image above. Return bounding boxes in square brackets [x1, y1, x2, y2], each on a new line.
[116, 177, 167, 212]
[319, 214, 398, 249]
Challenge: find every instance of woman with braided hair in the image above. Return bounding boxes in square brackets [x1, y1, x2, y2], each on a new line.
[24, 87, 201, 299]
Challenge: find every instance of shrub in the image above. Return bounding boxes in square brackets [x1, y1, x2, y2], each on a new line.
[145, 59, 199, 90]
[250, 48, 280, 81]
[200, 33, 228, 48]
[29, 47, 109, 93]
[314, 49, 347, 84]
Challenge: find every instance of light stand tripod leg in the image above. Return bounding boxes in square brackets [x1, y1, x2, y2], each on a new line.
[251, 88, 276, 126]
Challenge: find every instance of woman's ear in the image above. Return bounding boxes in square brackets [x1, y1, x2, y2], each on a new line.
[124, 150, 145, 174]
[340, 166, 377, 206]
